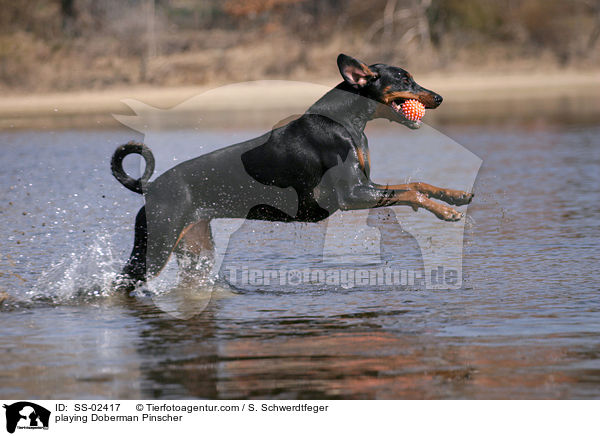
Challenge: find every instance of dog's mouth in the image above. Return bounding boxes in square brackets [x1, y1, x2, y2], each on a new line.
[390, 99, 422, 129]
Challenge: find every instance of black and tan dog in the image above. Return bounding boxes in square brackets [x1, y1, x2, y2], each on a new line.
[111, 54, 473, 290]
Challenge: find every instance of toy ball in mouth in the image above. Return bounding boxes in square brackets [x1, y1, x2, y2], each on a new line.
[401, 99, 426, 122]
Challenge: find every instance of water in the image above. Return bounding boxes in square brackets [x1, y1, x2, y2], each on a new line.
[1, 107, 599, 399]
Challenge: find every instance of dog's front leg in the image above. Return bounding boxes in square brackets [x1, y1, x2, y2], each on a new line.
[382, 182, 473, 206]
[339, 183, 463, 221]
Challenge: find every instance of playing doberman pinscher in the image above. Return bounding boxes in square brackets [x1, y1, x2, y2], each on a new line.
[111, 54, 474, 290]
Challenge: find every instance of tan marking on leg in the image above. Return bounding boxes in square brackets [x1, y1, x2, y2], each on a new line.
[174, 220, 215, 281]
[380, 189, 463, 221]
[384, 182, 473, 206]
[356, 148, 365, 172]
[178, 220, 214, 255]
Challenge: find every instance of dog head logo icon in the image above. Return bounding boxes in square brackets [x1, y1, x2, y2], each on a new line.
[3, 402, 50, 434]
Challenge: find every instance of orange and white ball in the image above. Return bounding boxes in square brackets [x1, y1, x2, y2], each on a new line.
[401, 99, 426, 122]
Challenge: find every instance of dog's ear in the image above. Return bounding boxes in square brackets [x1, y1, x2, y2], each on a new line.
[337, 54, 377, 87]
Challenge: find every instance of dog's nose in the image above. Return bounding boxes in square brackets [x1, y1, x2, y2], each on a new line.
[434, 94, 443, 105]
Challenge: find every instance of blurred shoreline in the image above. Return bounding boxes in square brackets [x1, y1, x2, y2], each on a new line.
[1, 70, 600, 130]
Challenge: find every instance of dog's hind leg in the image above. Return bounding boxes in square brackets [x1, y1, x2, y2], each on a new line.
[115, 206, 148, 291]
[173, 220, 214, 282]
[143, 210, 210, 282]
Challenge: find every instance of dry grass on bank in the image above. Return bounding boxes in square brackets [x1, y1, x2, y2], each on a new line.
[1, 0, 600, 95]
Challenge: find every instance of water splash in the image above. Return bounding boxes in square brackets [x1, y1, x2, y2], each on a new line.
[28, 233, 123, 303]
[5, 230, 235, 318]
[144, 253, 233, 319]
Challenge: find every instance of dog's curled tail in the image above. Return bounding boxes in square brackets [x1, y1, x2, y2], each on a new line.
[111, 141, 155, 194]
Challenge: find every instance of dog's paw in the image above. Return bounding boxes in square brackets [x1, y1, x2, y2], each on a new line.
[436, 207, 463, 222]
[112, 274, 139, 294]
[443, 190, 474, 206]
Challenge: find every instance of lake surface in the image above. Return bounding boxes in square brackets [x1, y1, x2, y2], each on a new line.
[1, 100, 599, 399]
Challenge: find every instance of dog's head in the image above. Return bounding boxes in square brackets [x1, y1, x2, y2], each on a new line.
[337, 53, 443, 129]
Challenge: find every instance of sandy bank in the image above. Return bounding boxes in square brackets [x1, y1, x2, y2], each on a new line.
[1, 71, 599, 129]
